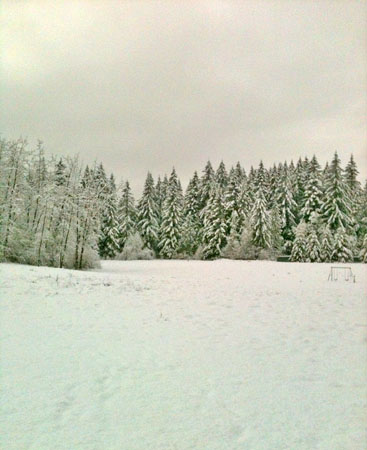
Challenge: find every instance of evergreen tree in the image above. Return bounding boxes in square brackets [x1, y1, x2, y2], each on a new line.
[269, 205, 283, 251]
[179, 171, 201, 255]
[276, 168, 297, 244]
[345, 154, 360, 193]
[199, 161, 215, 210]
[301, 155, 323, 222]
[155, 176, 165, 228]
[359, 233, 367, 263]
[159, 168, 183, 258]
[215, 160, 228, 189]
[224, 167, 242, 234]
[355, 180, 367, 242]
[137, 172, 159, 252]
[291, 222, 308, 262]
[202, 186, 227, 259]
[94, 163, 109, 197]
[98, 193, 120, 258]
[305, 224, 321, 262]
[251, 172, 271, 249]
[331, 227, 354, 262]
[221, 211, 241, 259]
[321, 152, 353, 231]
[55, 158, 67, 186]
[236, 179, 252, 234]
[109, 173, 117, 193]
[117, 181, 136, 251]
[320, 225, 333, 262]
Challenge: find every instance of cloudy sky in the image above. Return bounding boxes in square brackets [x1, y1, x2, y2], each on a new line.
[1, 0, 366, 193]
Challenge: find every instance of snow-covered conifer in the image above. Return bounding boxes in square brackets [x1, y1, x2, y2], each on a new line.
[269, 205, 283, 251]
[305, 224, 321, 262]
[301, 155, 323, 222]
[137, 172, 159, 252]
[159, 168, 183, 258]
[117, 181, 136, 251]
[291, 222, 308, 262]
[321, 152, 353, 231]
[331, 227, 354, 262]
[320, 225, 333, 262]
[98, 192, 120, 258]
[251, 170, 271, 249]
[359, 233, 367, 263]
[276, 168, 297, 243]
[215, 161, 228, 189]
[202, 186, 227, 259]
[199, 161, 215, 209]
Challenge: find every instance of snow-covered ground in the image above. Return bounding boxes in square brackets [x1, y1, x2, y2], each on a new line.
[0, 260, 366, 450]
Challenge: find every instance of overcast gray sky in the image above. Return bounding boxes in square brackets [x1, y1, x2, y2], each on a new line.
[1, 0, 366, 193]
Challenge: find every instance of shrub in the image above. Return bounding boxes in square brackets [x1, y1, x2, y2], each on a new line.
[116, 232, 154, 260]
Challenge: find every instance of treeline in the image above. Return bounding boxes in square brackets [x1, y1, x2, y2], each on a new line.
[0, 137, 366, 269]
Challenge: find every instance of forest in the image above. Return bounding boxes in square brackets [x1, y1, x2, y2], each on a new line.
[0, 137, 366, 269]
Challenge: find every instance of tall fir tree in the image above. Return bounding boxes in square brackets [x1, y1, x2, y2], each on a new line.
[320, 225, 333, 262]
[301, 155, 323, 222]
[98, 192, 120, 258]
[331, 227, 354, 262]
[224, 167, 242, 235]
[159, 168, 183, 258]
[137, 172, 159, 252]
[55, 158, 68, 186]
[117, 181, 136, 251]
[215, 161, 228, 189]
[251, 165, 271, 249]
[179, 171, 201, 255]
[276, 167, 297, 245]
[321, 152, 353, 231]
[345, 154, 360, 193]
[305, 224, 321, 262]
[202, 186, 227, 259]
[291, 222, 308, 262]
[199, 161, 215, 210]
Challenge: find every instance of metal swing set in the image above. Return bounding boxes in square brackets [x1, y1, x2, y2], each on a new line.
[328, 266, 356, 282]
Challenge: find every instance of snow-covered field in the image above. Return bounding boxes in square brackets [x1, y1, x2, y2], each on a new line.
[0, 260, 366, 450]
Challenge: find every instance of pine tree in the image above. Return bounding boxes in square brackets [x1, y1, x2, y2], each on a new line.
[199, 161, 215, 210]
[94, 163, 109, 198]
[301, 155, 323, 222]
[109, 173, 117, 193]
[305, 224, 321, 262]
[236, 179, 252, 234]
[137, 172, 159, 252]
[55, 158, 67, 186]
[345, 154, 360, 193]
[276, 167, 297, 243]
[98, 192, 120, 258]
[179, 171, 201, 255]
[202, 186, 227, 259]
[359, 233, 367, 263]
[269, 205, 283, 251]
[320, 225, 333, 262]
[355, 180, 367, 242]
[159, 168, 183, 258]
[321, 152, 353, 231]
[291, 222, 308, 262]
[294, 157, 309, 218]
[331, 227, 354, 262]
[224, 167, 242, 234]
[117, 181, 136, 251]
[215, 161, 228, 189]
[251, 170, 271, 249]
[221, 210, 242, 259]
